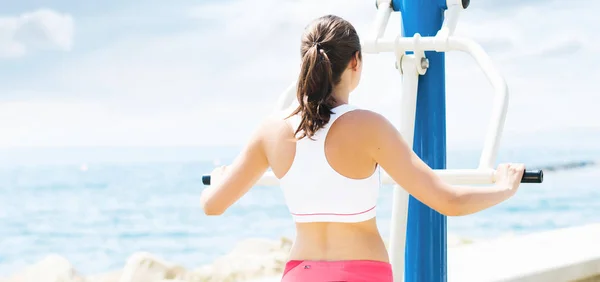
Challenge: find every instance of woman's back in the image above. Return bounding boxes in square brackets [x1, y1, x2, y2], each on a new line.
[263, 104, 389, 262]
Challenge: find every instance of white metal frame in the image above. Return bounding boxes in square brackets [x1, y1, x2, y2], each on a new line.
[261, 2, 509, 281]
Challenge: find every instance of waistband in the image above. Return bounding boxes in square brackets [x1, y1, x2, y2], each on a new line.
[282, 259, 393, 282]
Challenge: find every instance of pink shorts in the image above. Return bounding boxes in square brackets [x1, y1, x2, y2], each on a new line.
[281, 260, 393, 282]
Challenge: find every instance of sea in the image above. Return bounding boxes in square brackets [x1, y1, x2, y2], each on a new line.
[0, 144, 599, 277]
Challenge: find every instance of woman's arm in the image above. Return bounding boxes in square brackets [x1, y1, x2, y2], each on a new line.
[200, 122, 269, 215]
[361, 111, 522, 216]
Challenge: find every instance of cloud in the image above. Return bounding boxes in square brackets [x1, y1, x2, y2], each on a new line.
[0, 9, 74, 58]
[24, 1, 392, 111]
[0, 0, 598, 149]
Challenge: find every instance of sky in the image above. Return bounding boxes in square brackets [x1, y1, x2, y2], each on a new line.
[0, 0, 598, 149]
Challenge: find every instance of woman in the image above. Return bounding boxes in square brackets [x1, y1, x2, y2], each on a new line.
[200, 15, 525, 282]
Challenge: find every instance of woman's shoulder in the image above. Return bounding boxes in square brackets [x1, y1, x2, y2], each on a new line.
[334, 108, 398, 143]
[338, 108, 391, 128]
[254, 107, 297, 138]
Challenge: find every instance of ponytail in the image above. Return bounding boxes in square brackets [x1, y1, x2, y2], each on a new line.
[288, 15, 362, 140]
[290, 44, 336, 140]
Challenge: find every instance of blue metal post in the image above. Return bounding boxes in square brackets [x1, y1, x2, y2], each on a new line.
[392, 0, 448, 281]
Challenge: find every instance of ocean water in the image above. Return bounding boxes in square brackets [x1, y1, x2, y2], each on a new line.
[0, 146, 599, 277]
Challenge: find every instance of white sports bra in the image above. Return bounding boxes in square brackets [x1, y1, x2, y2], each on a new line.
[279, 104, 381, 223]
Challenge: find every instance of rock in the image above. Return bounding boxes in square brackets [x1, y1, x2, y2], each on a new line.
[187, 237, 292, 282]
[3, 254, 84, 282]
[118, 252, 187, 282]
[86, 270, 121, 282]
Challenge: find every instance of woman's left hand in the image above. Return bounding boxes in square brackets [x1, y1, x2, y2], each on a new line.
[201, 165, 227, 205]
[209, 165, 228, 187]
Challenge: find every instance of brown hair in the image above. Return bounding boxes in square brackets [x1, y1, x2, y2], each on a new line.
[289, 15, 362, 140]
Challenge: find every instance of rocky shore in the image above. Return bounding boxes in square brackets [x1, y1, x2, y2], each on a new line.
[0, 235, 473, 282]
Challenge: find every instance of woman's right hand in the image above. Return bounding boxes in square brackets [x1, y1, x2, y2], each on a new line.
[494, 163, 526, 194]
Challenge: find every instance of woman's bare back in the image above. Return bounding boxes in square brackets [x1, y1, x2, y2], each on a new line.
[262, 108, 389, 262]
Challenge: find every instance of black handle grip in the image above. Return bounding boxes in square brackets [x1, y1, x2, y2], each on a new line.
[521, 169, 543, 183]
[202, 175, 211, 185]
[462, 0, 470, 9]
